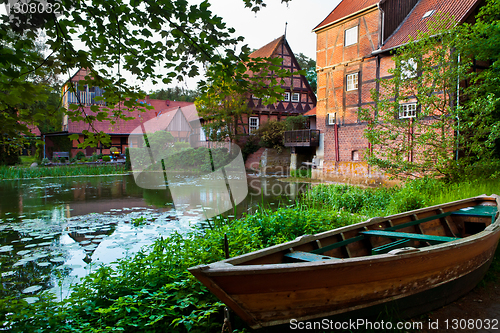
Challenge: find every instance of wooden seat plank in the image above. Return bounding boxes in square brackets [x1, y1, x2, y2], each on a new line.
[284, 251, 338, 262]
[386, 211, 454, 231]
[360, 230, 459, 243]
[310, 236, 365, 255]
[371, 239, 411, 255]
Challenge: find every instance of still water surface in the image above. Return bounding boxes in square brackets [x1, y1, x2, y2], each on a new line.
[0, 174, 308, 301]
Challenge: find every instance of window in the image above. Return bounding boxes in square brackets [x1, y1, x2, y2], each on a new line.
[249, 117, 259, 133]
[346, 73, 358, 91]
[401, 58, 418, 79]
[292, 93, 300, 102]
[327, 113, 336, 125]
[399, 103, 417, 119]
[284, 92, 290, 101]
[345, 26, 358, 46]
[199, 128, 207, 141]
[352, 150, 360, 161]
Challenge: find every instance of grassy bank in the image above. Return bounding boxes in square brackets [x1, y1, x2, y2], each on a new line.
[0, 164, 127, 180]
[2, 177, 500, 332]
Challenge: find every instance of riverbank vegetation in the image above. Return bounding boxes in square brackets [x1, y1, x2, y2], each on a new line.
[2, 176, 500, 332]
[0, 164, 127, 180]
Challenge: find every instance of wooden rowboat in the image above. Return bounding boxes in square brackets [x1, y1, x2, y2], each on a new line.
[188, 195, 500, 329]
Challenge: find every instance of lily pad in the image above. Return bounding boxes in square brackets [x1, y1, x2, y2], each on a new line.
[37, 262, 51, 267]
[1, 271, 15, 278]
[23, 297, 39, 304]
[50, 257, 65, 264]
[0, 245, 14, 253]
[22, 285, 42, 294]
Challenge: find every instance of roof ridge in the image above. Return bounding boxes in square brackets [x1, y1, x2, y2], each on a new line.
[249, 35, 284, 58]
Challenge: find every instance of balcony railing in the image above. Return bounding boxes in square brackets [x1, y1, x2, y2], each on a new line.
[65, 88, 106, 106]
[283, 129, 320, 147]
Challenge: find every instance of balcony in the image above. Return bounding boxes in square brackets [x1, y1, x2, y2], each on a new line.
[283, 129, 320, 147]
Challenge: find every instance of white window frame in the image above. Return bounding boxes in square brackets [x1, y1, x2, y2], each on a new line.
[291, 93, 300, 102]
[401, 58, 418, 79]
[199, 128, 207, 141]
[399, 103, 417, 119]
[327, 113, 336, 125]
[344, 26, 358, 46]
[249, 117, 259, 134]
[346, 73, 358, 91]
[284, 92, 290, 101]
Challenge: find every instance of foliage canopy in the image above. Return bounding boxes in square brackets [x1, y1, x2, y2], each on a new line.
[1, 0, 294, 150]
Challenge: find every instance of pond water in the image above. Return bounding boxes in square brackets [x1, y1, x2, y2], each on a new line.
[0, 174, 309, 302]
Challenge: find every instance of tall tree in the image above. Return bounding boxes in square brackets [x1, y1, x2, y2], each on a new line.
[295, 52, 316, 93]
[0, 29, 62, 164]
[456, 0, 500, 162]
[149, 87, 199, 102]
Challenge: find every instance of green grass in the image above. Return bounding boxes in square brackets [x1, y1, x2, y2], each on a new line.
[0, 164, 127, 180]
[19, 156, 36, 166]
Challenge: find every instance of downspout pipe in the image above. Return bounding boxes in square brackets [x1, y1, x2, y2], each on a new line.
[456, 54, 460, 162]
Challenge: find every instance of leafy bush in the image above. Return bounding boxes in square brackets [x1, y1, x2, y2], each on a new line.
[75, 151, 85, 160]
[241, 135, 260, 161]
[284, 115, 308, 130]
[253, 120, 286, 151]
[102, 155, 111, 162]
[41, 157, 50, 166]
[173, 141, 190, 151]
[124, 148, 131, 170]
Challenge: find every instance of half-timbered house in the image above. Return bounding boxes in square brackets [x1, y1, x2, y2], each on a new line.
[245, 35, 317, 133]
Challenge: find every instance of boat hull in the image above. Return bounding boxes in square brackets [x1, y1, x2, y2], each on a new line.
[189, 196, 500, 329]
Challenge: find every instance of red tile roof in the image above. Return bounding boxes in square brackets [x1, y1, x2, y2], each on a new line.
[313, 0, 379, 32]
[304, 107, 316, 116]
[381, 0, 481, 51]
[67, 100, 194, 135]
[249, 35, 284, 58]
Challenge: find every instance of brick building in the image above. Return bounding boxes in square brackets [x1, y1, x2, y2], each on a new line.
[313, 0, 483, 183]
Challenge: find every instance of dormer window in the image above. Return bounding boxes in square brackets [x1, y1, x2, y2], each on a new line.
[345, 26, 358, 46]
[423, 10, 435, 19]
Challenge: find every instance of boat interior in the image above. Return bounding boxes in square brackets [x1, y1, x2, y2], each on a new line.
[236, 200, 499, 266]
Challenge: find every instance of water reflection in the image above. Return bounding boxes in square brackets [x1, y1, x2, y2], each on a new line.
[0, 174, 309, 300]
